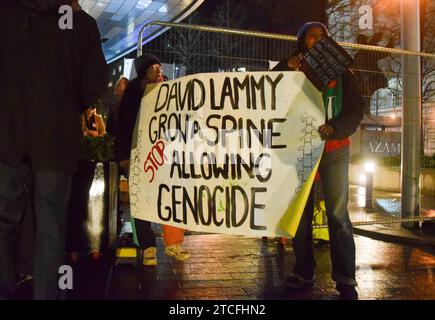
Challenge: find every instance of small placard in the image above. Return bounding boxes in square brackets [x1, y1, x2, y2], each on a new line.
[301, 37, 354, 90]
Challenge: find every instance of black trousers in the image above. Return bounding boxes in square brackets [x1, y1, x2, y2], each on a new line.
[0, 161, 72, 299]
[17, 198, 35, 276]
[134, 219, 156, 250]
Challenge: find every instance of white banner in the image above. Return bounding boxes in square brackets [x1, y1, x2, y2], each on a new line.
[129, 72, 325, 238]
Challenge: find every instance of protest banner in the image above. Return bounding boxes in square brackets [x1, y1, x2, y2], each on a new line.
[129, 71, 325, 238]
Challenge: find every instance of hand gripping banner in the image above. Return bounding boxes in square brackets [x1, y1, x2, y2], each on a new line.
[128, 71, 325, 238]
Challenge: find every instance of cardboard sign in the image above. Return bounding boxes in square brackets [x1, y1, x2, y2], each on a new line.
[129, 72, 325, 238]
[301, 37, 354, 90]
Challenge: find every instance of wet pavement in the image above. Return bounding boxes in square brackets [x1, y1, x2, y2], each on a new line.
[348, 185, 435, 223]
[15, 182, 435, 300]
[348, 185, 435, 245]
[57, 233, 434, 300]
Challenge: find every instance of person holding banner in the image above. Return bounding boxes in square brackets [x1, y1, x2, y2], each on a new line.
[274, 22, 364, 300]
[115, 53, 190, 266]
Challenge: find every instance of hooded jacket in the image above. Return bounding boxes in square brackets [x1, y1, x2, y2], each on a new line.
[272, 22, 364, 143]
[298, 22, 364, 141]
[0, 1, 108, 172]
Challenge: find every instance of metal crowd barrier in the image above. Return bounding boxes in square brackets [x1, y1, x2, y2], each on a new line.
[137, 21, 435, 58]
[130, 20, 435, 227]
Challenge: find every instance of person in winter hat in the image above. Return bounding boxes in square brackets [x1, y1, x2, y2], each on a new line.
[115, 53, 190, 266]
[274, 22, 364, 300]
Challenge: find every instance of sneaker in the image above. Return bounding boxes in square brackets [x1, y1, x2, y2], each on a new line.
[286, 273, 314, 290]
[143, 247, 157, 266]
[164, 243, 190, 261]
[336, 283, 358, 300]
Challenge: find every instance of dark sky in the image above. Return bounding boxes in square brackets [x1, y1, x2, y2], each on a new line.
[195, 0, 326, 35]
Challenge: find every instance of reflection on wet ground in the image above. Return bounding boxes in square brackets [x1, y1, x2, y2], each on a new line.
[66, 234, 435, 300]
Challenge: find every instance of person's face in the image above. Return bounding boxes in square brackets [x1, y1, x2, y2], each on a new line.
[145, 63, 162, 82]
[114, 79, 128, 99]
[304, 27, 325, 50]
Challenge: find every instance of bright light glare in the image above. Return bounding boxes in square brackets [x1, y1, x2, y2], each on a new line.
[364, 161, 375, 173]
[89, 179, 105, 197]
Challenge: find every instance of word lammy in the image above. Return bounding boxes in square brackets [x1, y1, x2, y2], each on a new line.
[154, 73, 284, 112]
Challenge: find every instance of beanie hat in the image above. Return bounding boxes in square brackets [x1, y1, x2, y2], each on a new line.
[297, 22, 329, 52]
[134, 53, 161, 79]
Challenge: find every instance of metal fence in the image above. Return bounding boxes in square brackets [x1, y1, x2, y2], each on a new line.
[137, 21, 435, 156]
[133, 21, 435, 227]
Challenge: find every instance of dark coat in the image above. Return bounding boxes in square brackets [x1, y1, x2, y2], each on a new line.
[115, 78, 143, 162]
[115, 53, 162, 162]
[326, 71, 365, 140]
[0, 1, 108, 172]
[106, 101, 120, 138]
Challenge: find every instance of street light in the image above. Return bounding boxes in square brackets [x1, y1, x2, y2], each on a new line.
[364, 161, 375, 210]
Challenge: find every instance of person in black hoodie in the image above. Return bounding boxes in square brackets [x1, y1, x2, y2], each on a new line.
[273, 22, 364, 300]
[0, 0, 107, 299]
[116, 53, 190, 267]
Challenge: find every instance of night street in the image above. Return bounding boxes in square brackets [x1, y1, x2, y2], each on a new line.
[15, 233, 432, 300]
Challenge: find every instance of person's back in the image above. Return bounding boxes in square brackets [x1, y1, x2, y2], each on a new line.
[0, 0, 107, 172]
[0, 0, 107, 300]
